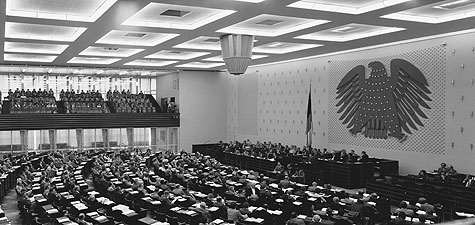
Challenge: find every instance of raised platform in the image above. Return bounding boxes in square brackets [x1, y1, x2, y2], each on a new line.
[0, 113, 179, 131]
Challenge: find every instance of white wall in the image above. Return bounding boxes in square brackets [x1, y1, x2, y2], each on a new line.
[228, 31, 475, 175]
[156, 72, 180, 106]
[179, 70, 228, 152]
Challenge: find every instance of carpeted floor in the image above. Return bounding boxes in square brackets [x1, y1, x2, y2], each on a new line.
[1, 189, 23, 225]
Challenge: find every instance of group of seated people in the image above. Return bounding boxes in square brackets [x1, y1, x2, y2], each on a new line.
[414, 163, 475, 187]
[388, 199, 438, 225]
[61, 89, 109, 114]
[107, 89, 155, 113]
[220, 140, 370, 164]
[5, 88, 57, 114]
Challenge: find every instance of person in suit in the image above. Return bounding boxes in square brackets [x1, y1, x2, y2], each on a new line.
[359, 151, 370, 162]
[395, 201, 414, 217]
[279, 176, 291, 189]
[228, 202, 247, 222]
[239, 202, 252, 216]
[388, 212, 410, 225]
[245, 183, 260, 203]
[418, 198, 434, 214]
[287, 212, 305, 225]
[190, 202, 211, 223]
[327, 197, 343, 211]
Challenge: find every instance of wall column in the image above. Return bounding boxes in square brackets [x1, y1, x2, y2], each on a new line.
[76, 129, 83, 151]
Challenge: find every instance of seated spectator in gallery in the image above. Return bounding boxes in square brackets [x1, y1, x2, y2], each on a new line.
[463, 175, 475, 188]
[292, 168, 305, 182]
[228, 202, 247, 222]
[436, 163, 449, 179]
[340, 149, 349, 163]
[417, 170, 429, 180]
[239, 202, 252, 216]
[447, 165, 457, 176]
[359, 151, 370, 162]
[348, 150, 359, 162]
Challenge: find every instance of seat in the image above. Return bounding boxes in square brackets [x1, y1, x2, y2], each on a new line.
[166, 215, 179, 225]
[154, 212, 167, 222]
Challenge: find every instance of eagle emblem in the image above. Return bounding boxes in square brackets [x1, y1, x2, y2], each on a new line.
[336, 59, 432, 142]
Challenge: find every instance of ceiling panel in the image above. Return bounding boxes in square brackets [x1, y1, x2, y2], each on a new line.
[382, 0, 475, 23]
[96, 30, 180, 46]
[4, 41, 69, 54]
[145, 50, 210, 60]
[6, 0, 117, 22]
[68, 57, 121, 64]
[5, 22, 87, 42]
[295, 23, 405, 42]
[121, 3, 235, 30]
[79, 46, 145, 57]
[217, 14, 329, 37]
[4, 53, 57, 62]
[0, 0, 474, 72]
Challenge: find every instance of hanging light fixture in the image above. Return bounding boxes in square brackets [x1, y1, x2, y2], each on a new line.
[220, 34, 254, 75]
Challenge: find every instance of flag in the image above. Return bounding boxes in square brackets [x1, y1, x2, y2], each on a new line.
[306, 84, 313, 148]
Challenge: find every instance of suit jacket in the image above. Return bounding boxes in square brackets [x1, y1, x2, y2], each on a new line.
[245, 187, 260, 198]
[228, 208, 245, 222]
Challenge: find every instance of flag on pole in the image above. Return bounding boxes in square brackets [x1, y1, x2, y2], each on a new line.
[306, 84, 313, 148]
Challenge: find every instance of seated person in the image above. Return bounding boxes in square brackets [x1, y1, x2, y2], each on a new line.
[436, 163, 449, 179]
[359, 151, 370, 162]
[463, 175, 475, 188]
[279, 176, 291, 189]
[287, 212, 305, 225]
[274, 162, 284, 173]
[417, 170, 429, 180]
[394, 201, 414, 217]
[239, 202, 252, 216]
[189, 202, 211, 223]
[389, 212, 410, 225]
[252, 204, 273, 225]
[417, 198, 434, 214]
[228, 202, 247, 222]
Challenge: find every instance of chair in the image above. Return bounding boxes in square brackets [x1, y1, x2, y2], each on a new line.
[166, 215, 180, 225]
[154, 212, 167, 222]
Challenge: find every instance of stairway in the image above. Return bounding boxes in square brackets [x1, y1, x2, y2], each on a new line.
[145, 94, 162, 113]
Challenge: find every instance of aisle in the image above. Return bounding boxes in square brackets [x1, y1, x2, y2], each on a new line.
[1, 189, 22, 225]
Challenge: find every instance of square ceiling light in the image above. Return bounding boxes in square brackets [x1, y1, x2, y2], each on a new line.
[217, 14, 329, 37]
[253, 42, 322, 54]
[6, 0, 117, 22]
[4, 42, 69, 54]
[79, 46, 144, 57]
[232, 0, 266, 2]
[68, 57, 121, 64]
[295, 23, 405, 42]
[5, 22, 87, 42]
[175, 62, 225, 68]
[287, 0, 411, 14]
[202, 54, 268, 62]
[174, 36, 222, 51]
[145, 50, 210, 60]
[96, 30, 179, 46]
[124, 60, 178, 67]
[4, 53, 57, 62]
[121, 3, 235, 30]
[382, 0, 475, 23]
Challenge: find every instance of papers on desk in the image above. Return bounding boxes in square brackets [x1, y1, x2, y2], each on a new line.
[367, 202, 376, 206]
[275, 199, 283, 203]
[416, 210, 427, 215]
[267, 210, 282, 215]
[57, 217, 70, 223]
[244, 217, 264, 223]
[456, 212, 475, 218]
[147, 186, 156, 191]
[208, 207, 219, 212]
[293, 202, 303, 206]
[249, 206, 257, 213]
[86, 212, 99, 217]
[297, 215, 307, 220]
[88, 191, 100, 196]
[170, 207, 181, 212]
[46, 208, 59, 214]
[269, 183, 279, 189]
[213, 219, 224, 224]
[282, 188, 294, 192]
[308, 197, 317, 202]
[295, 183, 308, 187]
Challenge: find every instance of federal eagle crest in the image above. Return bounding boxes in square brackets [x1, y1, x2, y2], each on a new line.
[336, 59, 432, 142]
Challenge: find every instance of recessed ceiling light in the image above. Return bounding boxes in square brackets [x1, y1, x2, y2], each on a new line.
[434, 0, 475, 10]
[145, 51, 210, 60]
[255, 19, 284, 26]
[381, 0, 475, 23]
[331, 26, 361, 33]
[174, 36, 222, 51]
[287, 0, 412, 14]
[253, 42, 322, 54]
[4, 42, 69, 54]
[4, 53, 57, 62]
[68, 57, 121, 64]
[5, 22, 87, 42]
[125, 60, 178, 67]
[160, 9, 191, 17]
[6, 0, 117, 22]
[79, 46, 144, 57]
[97, 30, 179, 46]
[122, 3, 235, 30]
[175, 62, 225, 68]
[217, 14, 329, 37]
[124, 32, 147, 38]
[296, 23, 405, 42]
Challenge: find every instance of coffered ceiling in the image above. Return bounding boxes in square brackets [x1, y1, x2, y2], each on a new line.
[1, 0, 475, 75]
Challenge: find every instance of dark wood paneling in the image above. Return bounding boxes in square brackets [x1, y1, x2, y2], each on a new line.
[0, 113, 180, 130]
